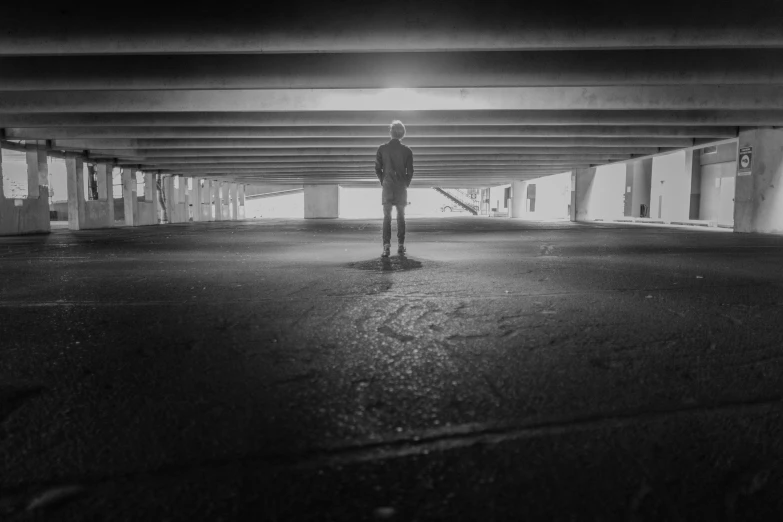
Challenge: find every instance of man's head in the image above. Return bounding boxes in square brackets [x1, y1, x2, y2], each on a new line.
[389, 120, 406, 140]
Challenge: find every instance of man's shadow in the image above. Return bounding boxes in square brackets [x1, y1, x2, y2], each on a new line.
[380, 253, 422, 272]
[349, 254, 423, 272]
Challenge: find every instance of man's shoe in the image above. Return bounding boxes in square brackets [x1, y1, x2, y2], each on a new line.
[397, 244, 406, 255]
[381, 244, 391, 257]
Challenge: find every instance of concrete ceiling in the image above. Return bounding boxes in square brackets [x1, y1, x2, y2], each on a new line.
[1, 0, 778, 187]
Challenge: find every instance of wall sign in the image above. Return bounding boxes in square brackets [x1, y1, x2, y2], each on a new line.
[738, 146, 753, 176]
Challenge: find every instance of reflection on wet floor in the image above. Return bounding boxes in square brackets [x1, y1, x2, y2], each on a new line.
[347, 255, 424, 272]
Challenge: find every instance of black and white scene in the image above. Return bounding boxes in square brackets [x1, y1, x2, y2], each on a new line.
[2, 1, 783, 520]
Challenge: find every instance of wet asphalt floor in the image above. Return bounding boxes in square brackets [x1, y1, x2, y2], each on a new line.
[1, 216, 783, 521]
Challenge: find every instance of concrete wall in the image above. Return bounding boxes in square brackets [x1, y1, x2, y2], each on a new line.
[575, 167, 597, 222]
[581, 163, 625, 221]
[0, 186, 50, 235]
[699, 161, 736, 226]
[489, 184, 511, 213]
[136, 174, 159, 226]
[0, 147, 50, 235]
[137, 201, 157, 226]
[734, 128, 783, 234]
[701, 142, 738, 167]
[304, 184, 340, 218]
[512, 172, 571, 220]
[650, 151, 692, 222]
[246, 184, 304, 197]
[626, 159, 653, 218]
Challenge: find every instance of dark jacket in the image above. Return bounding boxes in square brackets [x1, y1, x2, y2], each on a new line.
[375, 139, 414, 205]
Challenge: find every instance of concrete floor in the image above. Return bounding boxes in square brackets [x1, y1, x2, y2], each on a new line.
[1, 217, 782, 521]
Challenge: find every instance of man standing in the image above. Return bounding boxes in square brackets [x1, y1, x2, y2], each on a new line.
[375, 120, 414, 258]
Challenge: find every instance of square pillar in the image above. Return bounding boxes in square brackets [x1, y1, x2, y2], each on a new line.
[0, 144, 50, 236]
[24, 149, 41, 200]
[304, 184, 340, 218]
[184, 177, 192, 221]
[624, 159, 653, 218]
[26, 146, 50, 229]
[66, 156, 85, 230]
[574, 167, 597, 222]
[140, 172, 160, 226]
[67, 159, 115, 230]
[238, 184, 246, 219]
[213, 181, 222, 221]
[510, 180, 530, 218]
[230, 183, 238, 220]
[168, 176, 178, 222]
[96, 164, 114, 226]
[735, 128, 783, 234]
[201, 180, 212, 221]
[122, 167, 137, 226]
[161, 175, 174, 223]
[222, 181, 231, 220]
[190, 177, 200, 222]
[569, 171, 577, 221]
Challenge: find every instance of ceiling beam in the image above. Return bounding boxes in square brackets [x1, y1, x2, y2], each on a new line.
[84, 147, 660, 157]
[2, 2, 782, 54]
[115, 155, 630, 165]
[1, 110, 779, 127]
[3, 125, 737, 140]
[2, 86, 782, 113]
[52, 137, 694, 150]
[3, 50, 783, 90]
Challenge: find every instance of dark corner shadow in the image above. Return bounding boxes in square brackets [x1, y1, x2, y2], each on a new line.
[347, 254, 424, 272]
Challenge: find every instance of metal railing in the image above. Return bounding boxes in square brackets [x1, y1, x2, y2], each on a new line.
[433, 187, 479, 215]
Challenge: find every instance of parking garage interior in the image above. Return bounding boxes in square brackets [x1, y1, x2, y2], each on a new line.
[2, 1, 783, 520]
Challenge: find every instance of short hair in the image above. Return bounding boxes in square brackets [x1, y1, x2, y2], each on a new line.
[389, 120, 406, 139]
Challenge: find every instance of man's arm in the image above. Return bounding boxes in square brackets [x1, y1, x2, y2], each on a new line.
[375, 146, 384, 184]
[405, 148, 414, 187]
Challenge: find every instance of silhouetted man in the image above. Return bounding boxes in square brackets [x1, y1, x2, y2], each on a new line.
[375, 120, 414, 257]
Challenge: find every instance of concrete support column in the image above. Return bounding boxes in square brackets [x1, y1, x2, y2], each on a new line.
[574, 167, 597, 222]
[222, 181, 231, 220]
[202, 180, 213, 221]
[229, 183, 238, 220]
[569, 171, 577, 221]
[238, 184, 246, 219]
[213, 181, 222, 221]
[686, 150, 701, 220]
[185, 176, 198, 221]
[304, 184, 340, 218]
[735, 128, 783, 234]
[66, 156, 85, 230]
[121, 167, 137, 226]
[25, 146, 50, 228]
[169, 175, 187, 223]
[135, 172, 159, 226]
[510, 180, 527, 218]
[160, 175, 173, 224]
[189, 177, 200, 222]
[624, 159, 653, 218]
[178, 176, 188, 222]
[168, 176, 178, 222]
[24, 148, 41, 200]
[0, 144, 50, 236]
[96, 164, 114, 226]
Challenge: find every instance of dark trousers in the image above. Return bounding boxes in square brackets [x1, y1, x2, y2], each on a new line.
[382, 203, 406, 245]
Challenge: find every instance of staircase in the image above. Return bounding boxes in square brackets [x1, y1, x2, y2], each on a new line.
[433, 188, 479, 215]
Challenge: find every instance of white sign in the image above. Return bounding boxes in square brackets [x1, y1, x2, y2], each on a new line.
[738, 146, 753, 173]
